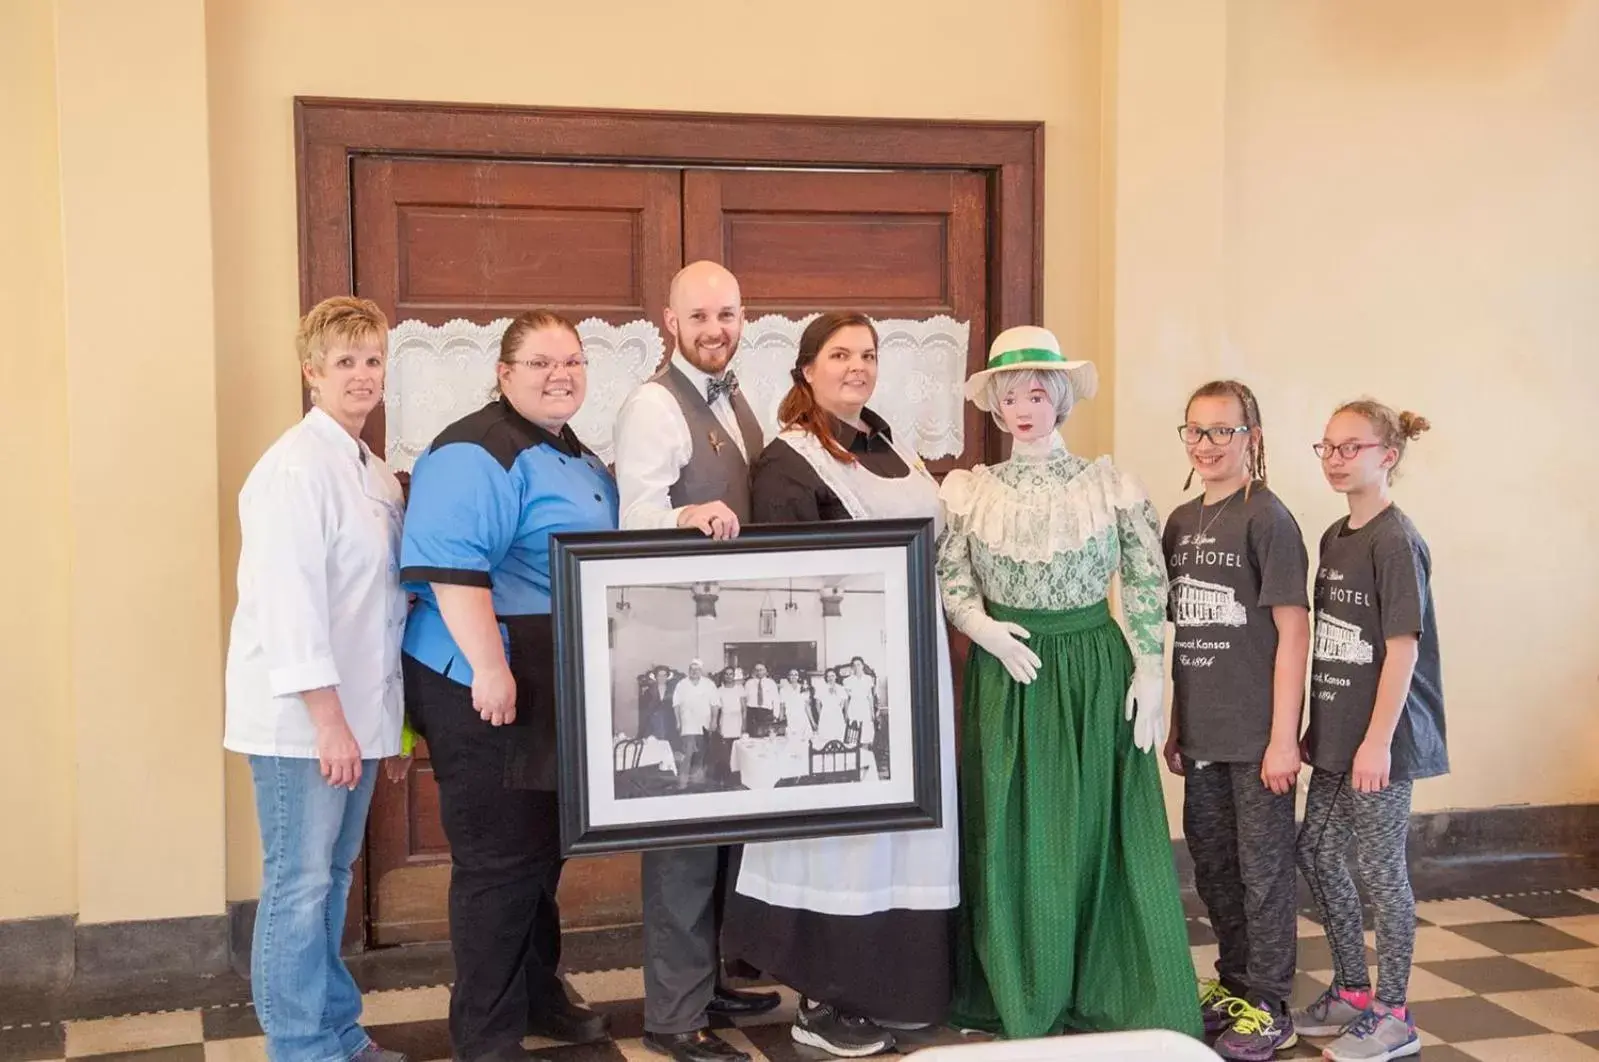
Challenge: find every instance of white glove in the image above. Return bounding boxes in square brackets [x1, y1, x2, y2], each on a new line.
[964, 613, 1042, 684]
[1124, 665, 1166, 753]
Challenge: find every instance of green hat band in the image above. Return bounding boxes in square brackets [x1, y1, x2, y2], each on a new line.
[987, 346, 1068, 370]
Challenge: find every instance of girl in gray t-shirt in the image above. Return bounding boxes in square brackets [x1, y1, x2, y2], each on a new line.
[1163, 380, 1309, 1060]
[1293, 399, 1447, 1062]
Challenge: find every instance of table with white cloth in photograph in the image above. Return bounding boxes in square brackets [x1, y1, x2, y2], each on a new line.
[730, 735, 815, 789]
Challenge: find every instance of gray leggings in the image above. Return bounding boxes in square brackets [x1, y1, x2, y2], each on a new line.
[1296, 769, 1416, 1006]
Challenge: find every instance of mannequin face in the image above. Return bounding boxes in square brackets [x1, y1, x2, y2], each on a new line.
[996, 376, 1057, 442]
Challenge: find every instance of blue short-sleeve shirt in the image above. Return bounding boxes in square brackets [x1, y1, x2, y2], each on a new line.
[400, 398, 619, 684]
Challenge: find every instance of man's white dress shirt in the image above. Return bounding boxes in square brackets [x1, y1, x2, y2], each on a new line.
[613, 353, 760, 531]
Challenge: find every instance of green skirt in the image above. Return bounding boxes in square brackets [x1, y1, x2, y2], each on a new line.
[951, 600, 1201, 1039]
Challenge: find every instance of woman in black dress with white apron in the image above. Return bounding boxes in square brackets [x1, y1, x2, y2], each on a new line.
[722, 312, 959, 1057]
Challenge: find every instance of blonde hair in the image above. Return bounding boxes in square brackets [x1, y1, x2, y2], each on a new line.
[1335, 398, 1431, 481]
[296, 296, 388, 371]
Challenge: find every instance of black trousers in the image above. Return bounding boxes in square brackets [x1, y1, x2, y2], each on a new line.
[406, 655, 567, 1062]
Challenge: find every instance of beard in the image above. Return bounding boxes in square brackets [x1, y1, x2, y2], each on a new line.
[678, 326, 741, 374]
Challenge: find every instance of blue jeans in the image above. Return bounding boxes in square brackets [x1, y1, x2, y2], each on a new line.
[249, 755, 379, 1062]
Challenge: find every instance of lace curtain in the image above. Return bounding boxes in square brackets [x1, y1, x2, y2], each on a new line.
[384, 314, 970, 470]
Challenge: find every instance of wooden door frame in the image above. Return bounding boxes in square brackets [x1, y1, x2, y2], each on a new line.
[294, 96, 1043, 947]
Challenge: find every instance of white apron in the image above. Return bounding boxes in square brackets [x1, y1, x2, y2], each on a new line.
[735, 428, 960, 916]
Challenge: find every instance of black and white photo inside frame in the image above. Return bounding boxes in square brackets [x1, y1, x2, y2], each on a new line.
[549, 518, 944, 856]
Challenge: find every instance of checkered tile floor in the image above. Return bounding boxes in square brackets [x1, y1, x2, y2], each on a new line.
[10, 890, 1599, 1062]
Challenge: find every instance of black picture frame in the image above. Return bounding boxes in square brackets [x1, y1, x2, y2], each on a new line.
[550, 518, 943, 857]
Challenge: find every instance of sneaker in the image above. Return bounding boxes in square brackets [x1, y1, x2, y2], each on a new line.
[791, 998, 894, 1057]
[1293, 986, 1369, 1037]
[1200, 979, 1247, 1036]
[1321, 1007, 1419, 1062]
[1212, 1000, 1297, 1061]
[350, 1047, 408, 1062]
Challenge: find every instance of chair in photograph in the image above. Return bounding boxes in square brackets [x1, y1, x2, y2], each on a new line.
[844, 720, 863, 747]
[873, 712, 891, 780]
[912, 1031, 1216, 1062]
[805, 739, 862, 784]
[614, 736, 646, 771]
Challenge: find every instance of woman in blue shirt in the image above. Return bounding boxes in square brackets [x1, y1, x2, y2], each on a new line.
[400, 310, 619, 1062]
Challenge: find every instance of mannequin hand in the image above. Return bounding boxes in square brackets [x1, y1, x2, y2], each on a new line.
[1124, 669, 1166, 753]
[965, 614, 1041, 684]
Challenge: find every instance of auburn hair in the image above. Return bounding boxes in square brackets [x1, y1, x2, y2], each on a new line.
[776, 312, 879, 464]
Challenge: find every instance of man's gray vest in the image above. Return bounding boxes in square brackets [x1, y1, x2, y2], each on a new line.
[654, 365, 765, 523]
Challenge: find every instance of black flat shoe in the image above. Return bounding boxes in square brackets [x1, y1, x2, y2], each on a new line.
[707, 985, 781, 1016]
[526, 998, 609, 1044]
[641, 1030, 750, 1062]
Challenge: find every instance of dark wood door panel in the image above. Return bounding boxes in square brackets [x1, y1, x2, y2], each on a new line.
[353, 158, 682, 326]
[685, 168, 989, 473]
[355, 158, 683, 945]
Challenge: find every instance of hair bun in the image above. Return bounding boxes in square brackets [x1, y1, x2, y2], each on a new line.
[1398, 411, 1431, 439]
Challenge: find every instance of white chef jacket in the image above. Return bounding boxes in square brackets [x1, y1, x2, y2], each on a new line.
[673, 676, 718, 736]
[223, 408, 407, 759]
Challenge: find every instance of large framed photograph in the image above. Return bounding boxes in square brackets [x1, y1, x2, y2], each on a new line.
[550, 518, 943, 856]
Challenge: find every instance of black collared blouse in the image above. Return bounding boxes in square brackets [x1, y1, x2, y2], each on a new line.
[750, 407, 909, 524]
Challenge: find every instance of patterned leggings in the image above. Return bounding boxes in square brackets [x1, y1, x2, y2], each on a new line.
[1296, 769, 1416, 1006]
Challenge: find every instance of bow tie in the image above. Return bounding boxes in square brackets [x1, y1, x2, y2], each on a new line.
[706, 372, 739, 404]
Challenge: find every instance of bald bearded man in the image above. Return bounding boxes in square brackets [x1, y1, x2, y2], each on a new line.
[614, 262, 779, 1062]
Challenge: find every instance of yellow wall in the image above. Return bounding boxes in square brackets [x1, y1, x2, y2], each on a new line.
[206, 0, 1107, 900]
[0, 0, 76, 921]
[54, 0, 229, 923]
[5, 0, 1595, 922]
[1112, 0, 1599, 823]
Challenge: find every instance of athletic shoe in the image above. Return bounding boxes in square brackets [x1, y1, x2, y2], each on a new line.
[1321, 1007, 1420, 1062]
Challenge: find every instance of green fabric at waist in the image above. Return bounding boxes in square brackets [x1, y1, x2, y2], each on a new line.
[986, 598, 1112, 635]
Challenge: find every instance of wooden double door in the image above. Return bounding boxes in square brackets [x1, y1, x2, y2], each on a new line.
[352, 157, 993, 945]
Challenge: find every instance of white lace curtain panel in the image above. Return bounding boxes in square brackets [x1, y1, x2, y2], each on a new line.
[383, 314, 971, 471]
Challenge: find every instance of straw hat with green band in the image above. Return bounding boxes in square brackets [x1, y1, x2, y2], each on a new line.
[964, 325, 1099, 412]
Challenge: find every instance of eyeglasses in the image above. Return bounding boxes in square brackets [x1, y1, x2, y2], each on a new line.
[1177, 425, 1250, 446]
[1312, 441, 1387, 461]
[509, 356, 588, 374]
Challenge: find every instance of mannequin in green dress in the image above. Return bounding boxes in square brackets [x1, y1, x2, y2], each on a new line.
[936, 326, 1201, 1039]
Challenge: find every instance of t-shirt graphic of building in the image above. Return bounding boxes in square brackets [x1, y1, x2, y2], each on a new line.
[1171, 574, 1248, 627]
[1314, 613, 1374, 665]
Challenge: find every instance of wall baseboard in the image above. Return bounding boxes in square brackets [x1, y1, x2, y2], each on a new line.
[0, 913, 231, 1000]
[3, 802, 1595, 999]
